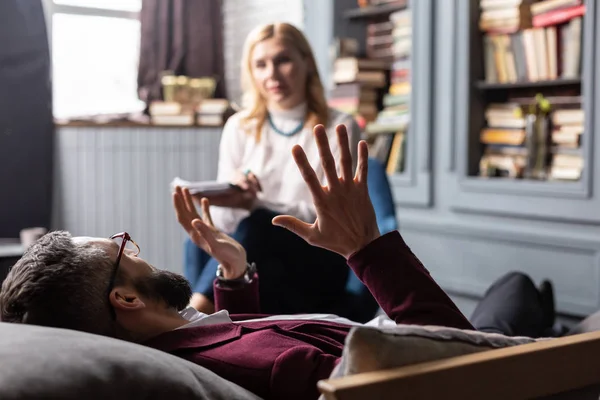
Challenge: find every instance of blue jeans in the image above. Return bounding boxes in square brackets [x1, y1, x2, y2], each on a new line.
[184, 208, 352, 316]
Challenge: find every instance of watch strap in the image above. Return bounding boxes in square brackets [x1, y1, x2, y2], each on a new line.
[216, 262, 256, 288]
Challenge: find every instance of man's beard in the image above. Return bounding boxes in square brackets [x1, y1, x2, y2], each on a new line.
[133, 270, 192, 311]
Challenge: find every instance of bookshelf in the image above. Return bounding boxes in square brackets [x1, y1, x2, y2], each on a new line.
[475, 78, 581, 90]
[329, 0, 434, 207]
[311, 0, 600, 317]
[475, 2, 585, 183]
[450, 0, 599, 221]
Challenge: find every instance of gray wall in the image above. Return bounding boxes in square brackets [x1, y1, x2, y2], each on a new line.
[398, 0, 600, 318]
[52, 126, 222, 274]
[222, 0, 304, 105]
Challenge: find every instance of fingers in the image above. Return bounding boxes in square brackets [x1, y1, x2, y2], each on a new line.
[336, 124, 353, 183]
[236, 179, 250, 191]
[314, 125, 340, 188]
[234, 170, 262, 193]
[247, 172, 262, 192]
[200, 198, 215, 227]
[291, 145, 324, 203]
[173, 187, 184, 212]
[173, 187, 194, 230]
[272, 216, 313, 242]
[192, 219, 218, 249]
[173, 190, 188, 227]
[181, 187, 196, 214]
[232, 170, 249, 190]
[191, 230, 209, 250]
[355, 140, 369, 183]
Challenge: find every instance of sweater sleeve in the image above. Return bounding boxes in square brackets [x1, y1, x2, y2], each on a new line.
[213, 273, 261, 314]
[348, 231, 474, 330]
[271, 346, 341, 400]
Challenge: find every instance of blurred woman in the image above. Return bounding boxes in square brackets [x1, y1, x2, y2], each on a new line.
[182, 22, 361, 316]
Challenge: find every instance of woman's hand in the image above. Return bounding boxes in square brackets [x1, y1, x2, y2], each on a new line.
[173, 186, 247, 279]
[234, 170, 262, 193]
[272, 124, 381, 259]
[192, 170, 261, 211]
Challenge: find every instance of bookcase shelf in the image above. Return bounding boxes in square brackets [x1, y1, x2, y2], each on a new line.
[343, 2, 408, 20]
[475, 78, 582, 91]
[459, 175, 586, 198]
[448, 0, 598, 221]
[329, 0, 433, 207]
[461, 0, 588, 186]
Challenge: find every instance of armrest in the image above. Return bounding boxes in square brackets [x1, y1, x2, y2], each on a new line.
[318, 331, 600, 400]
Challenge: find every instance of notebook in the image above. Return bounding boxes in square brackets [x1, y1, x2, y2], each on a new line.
[170, 177, 240, 196]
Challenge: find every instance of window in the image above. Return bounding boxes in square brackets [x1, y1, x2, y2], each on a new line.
[45, 0, 145, 119]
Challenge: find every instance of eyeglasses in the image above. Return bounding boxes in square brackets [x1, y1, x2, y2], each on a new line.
[107, 232, 140, 319]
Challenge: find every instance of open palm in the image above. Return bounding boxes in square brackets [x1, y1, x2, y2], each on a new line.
[272, 124, 380, 259]
[173, 186, 247, 279]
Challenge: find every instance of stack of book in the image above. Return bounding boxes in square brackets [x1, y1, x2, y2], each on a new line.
[366, 7, 411, 136]
[479, 0, 533, 33]
[149, 102, 195, 126]
[364, 2, 408, 62]
[480, 0, 584, 83]
[329, 57, 387, 124]
[196, 99, 233, 126]
[328, 83, 379, 124]
[365, 23, 393, 63]
[479, 103, 528, 178]
[150, 99, 232, 127]
[479, 96, 584, 180]
[332, 57, 388, 88]
[549, 98, 584, 180]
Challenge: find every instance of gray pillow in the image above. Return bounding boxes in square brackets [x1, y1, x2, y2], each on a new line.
[0, 322, 261, 400]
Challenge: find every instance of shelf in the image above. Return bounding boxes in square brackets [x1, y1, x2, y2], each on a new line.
[475, 78, 582, 91]
[459, 175, 586, 198]
[0, 239, 23, 258]
[467, 176, 580, 184]
[343, 2, 408, 20]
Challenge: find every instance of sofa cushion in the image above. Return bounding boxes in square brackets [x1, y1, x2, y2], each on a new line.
[0, 322, 261, 400]
[329, 324, 541, 379]
[567, 310, 600, 335]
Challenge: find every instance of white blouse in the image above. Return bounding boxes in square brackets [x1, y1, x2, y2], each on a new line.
[210, 102, 360, 234]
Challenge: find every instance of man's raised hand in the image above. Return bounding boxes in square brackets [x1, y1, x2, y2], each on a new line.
[272, 124, 381, 259]
[173, 187, 247, 279]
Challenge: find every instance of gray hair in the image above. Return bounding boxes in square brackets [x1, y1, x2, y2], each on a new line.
[0, 231, 117, 336]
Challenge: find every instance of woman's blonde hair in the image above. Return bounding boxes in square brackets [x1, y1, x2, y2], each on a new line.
[240, 22, 329, 140]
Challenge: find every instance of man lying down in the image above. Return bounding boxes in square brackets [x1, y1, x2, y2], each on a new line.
[0, 125, 474, 400]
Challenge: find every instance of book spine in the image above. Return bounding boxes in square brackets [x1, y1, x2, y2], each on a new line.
[532, 4, 585, 28]
[510, 32, 528, 81]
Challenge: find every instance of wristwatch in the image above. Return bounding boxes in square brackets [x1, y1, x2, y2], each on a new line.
[216, 262, 256, 288]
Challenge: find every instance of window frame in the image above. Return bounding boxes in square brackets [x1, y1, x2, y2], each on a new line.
[43, 0, 142, 118]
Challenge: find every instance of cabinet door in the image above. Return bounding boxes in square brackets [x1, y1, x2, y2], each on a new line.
[389, 0, 434, 208]
[450, 0, 600, 224]
[305, 0, 435, 208]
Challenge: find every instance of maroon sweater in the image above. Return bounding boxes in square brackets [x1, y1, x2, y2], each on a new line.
[143, 231, 473, 399]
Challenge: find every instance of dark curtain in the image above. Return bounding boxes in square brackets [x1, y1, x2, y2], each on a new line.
[0, 0, 53, 238]
[137, 0, 226, 105]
